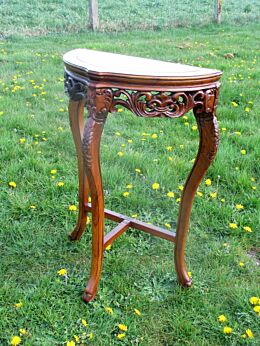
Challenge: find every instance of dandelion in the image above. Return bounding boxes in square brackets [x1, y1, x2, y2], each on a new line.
[176, 198, 181, 203]
[82, 319, 88, 326]
[188, 271, 192, 278]
[223, 326, 232, 334]
[221, 198, 225, 203]
[66, 341, 75, 346]
[165, 223, 171, 229]
[221, 127, 227, 132]
[19, 329, 27, 335]
[134, 308, 141, 316]
[59, 108, 65, 112]
[205, 179, 212, 186]
[192, 125, 198, 131]
[235, 204, 244, 210]
[131, 214, 138, 218]
[210, 192, 217, 198]
[166, 146, 173, 151]
[243, 226, 252, 233]
[118, 324, 128, 331]
[166, 191, 175, 198]
[151, 134, 158, 139]
[68, 205, 77, 211]
[10, 336, 21, 346]
[249, 296, 259, 305]
[152, 182, 160, 190]
[127, 139, 133, 143]
[218, 315, 227, 323]
[123, 191, 129, 197]
[235, 131, 241, 135]
[117, 108, 123, 113]
[0, 111, 4, 116]
[253, 305, 260, 313]
[105, 307, 113, 315]
[126, 184, 133, 189]
[245, 329, 254, 339]
[30, 205, 36, 209]
[14, 302, 23, 308]
[117, 333, 126, 340]
[57, 182, 64, 187]
[88, 332, 93, 340]
[178, 185, 184, 191]
[197, 191, 203, 197]
[231, 101, 238, 107]
[115, 131, 121, 136]
[245, 107, 250, 112]
[117, 151, 124, 157]
[105, 244, 112, 251]
[252, 186, 256, 190]
[50, 169, 57, 174]
[135, 168, 141, 173]
[74, 336, 79, 342]
[9, 181, 17, 188]
[240, 149, 246, 155]
[229, 223, 238, 229]
[239, 262, 245, 267]
[250, 177, 255, 182]
[57, 268, 67, 276]
[19, 138, 26, 144]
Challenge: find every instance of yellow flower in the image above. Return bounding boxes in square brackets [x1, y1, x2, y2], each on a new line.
[223, 326, 232, 334]
[151, 134, 158, 139]
[118, 324, 128, 331]
[117, 151, 124, 157]
[14, 302, 23, 308]
[135, 168, 141, 173]
[192, 125, 198, 131]
[19, 138, 26, 144]
[59, 108, 65, 112]
[57, 268, 67, 276]
[210, 192, 217, 198]
[0, 111, 4, 116]
[176, 198, 181, 203]
[240, 149, 246, 155]
[249, 296, 259, 305]
[10, 336, 21, 346]
[117, 333, 126, 340]
[243, 226, 252, 233]
[178, 185, 184, 191]
[30, 205, 36, 209]
[50, 169, 57, 174]
[115, 131, 121, 136]
[205, 179, 212, 186]
[235, 131, 241, 135]
[134, 308, 141, 316]
[117, 108, 123, 113]
[105, 306, 113, 315]
[88, 332, 93, 340]
[221, 198, 225, 203]
[188, 271, 192, 278]
[19, 329, 27, 335]
[166, 146, 173, 151]
[165, 223, 171, 229]
[197, 191, 203, 197]
[245, 107, 250, 112]
[74, 335, 79, 342]
[126, 184, 133, 189]
[235, 204, 244, 210]
[131, 214, 137, 218]
[239, 262, 245, 267]
[82, 319, 88, 326]
[68, 205, 77, 211]
[9, 181, 17, 188]
[231, 101, 238, 107]
[152, 183, 160, 190]
[245, 329, 254, 339]
[123, 191, 129, 197]
[57, 182, 64, 187]
[166, 191, 174, 198]
[105, 244, 111, 251]
[221, 127, 227, 132]
[253, 305, 260, 313]
[229, 223, 238, 229]
[66, 341, 76, 346]
[218, 315, 227, 323]
[184, 122, 189, 126]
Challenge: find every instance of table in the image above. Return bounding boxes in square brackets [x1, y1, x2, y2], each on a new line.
[63, 49, 222, 303]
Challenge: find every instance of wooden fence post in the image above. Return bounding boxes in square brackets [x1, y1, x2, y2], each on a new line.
[215, 0, 223, 24]
[89, 0, 99, 31]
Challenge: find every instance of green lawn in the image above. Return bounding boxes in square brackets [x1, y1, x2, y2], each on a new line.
[0, 23, 259, 345]
[0, 0, 259, 35]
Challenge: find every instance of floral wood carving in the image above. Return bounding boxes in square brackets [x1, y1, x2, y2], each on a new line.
[65, 74, 219, 118]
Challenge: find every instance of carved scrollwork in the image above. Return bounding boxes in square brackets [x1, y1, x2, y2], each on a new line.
[64, 72, 87, 101]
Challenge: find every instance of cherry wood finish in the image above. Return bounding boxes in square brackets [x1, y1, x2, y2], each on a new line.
[64, 49, 222, 303]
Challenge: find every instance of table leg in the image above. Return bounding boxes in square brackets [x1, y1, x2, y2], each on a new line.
[174, 110, 219, 287]
[82, 89, 108, 302]
[68, 99, 90, 240]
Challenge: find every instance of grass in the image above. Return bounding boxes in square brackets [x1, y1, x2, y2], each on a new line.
[0, 21, 260, 346]
[0, 0, 260, 35]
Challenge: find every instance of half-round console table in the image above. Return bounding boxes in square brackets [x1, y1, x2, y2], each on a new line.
[63, 49, 222, 303]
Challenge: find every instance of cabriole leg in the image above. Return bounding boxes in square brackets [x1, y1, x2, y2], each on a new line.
[174, 109, 219, 287]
